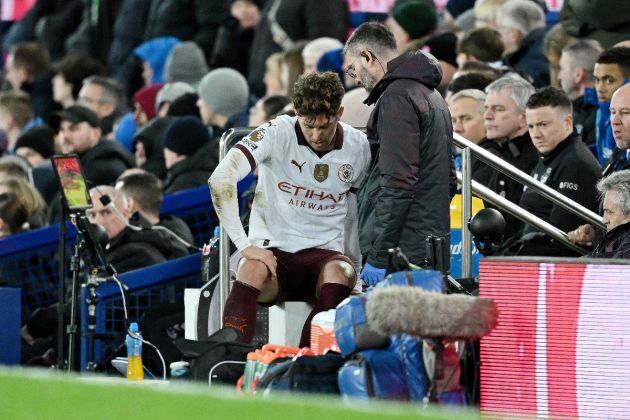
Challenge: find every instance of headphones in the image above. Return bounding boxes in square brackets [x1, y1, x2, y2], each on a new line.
[361, 51, 371, 61]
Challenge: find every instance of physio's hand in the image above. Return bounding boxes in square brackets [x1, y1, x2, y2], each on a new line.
[242, 245, 277, 277]
[360, 263, 386, 287]
[567, 224, 596, 246]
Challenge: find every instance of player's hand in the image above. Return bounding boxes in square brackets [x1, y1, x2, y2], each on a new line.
[567, 224, 596, 246]
[242, 245, 277, 277]
[360, 263, 386, 287]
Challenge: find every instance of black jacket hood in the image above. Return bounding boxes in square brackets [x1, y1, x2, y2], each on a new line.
[366, 51, 442, 106]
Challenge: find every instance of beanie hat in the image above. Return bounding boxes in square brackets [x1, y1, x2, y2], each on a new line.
[14, 125, 56, 159]
[198, 68, 249, 118]
[155, 82, 195, 111]
[133, 83, 164, 120]
[392, 0, 438, 39]
[423, 32, 459, 68]
[446, 0, 476, 19]
[317, 48, 344, 83]
[167, 92, 201, 118]
[164, 41, 209, 85]
[163, 116, 210, 156]
[133, 36, 181, 84]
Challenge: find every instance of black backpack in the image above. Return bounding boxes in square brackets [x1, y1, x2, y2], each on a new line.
[174, 328, 255, 385]
[256, 353, 346, 395]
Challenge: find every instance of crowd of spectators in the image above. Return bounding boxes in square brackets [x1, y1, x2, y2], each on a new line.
[2, 0, 630, 364]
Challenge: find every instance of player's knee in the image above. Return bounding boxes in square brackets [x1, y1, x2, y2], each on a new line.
[321, 260, 356, 288]
[237, 259, 271, 290]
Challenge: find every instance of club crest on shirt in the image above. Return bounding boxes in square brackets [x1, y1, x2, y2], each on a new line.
[313, 164, 329, 182]
[337, 164, 354, 182]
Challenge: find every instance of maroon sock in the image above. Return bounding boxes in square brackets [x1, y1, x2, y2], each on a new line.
[223, 281, 260, 343]
[299, 283, 351, 348]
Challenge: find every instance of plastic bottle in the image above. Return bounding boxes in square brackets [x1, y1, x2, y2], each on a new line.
[203, 226, 221, 255]
[126, 322, 144, 380]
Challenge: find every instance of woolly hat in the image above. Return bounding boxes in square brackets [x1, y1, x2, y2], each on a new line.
[133, 36, 181, 84]
[133, 83, 164, 120]
[167, 92, 201, 118]
[14, 125, 56, 159]
[446, 0, 475, 19]
[423, 32, 459, 68]
[197, 68, 249, 118]
[164, 41, 209, 85]
[391, 0, 438, 39]
[163, 116, 210, 156]
[317, 48, 344, 83]
[155, 82, 195, 111]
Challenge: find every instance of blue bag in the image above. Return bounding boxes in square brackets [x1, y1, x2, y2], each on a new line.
[389, 335, 428, 401]
[337, 348, 409, 400]
[334, 295, 388, 357]
[376, 269, 444, 292]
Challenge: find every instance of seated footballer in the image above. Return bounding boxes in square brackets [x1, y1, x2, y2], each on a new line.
[208, 71, 370, 347]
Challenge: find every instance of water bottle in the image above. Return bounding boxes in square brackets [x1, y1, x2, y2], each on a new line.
[203, 226, 221, 255]
[126, 322, 144, 381]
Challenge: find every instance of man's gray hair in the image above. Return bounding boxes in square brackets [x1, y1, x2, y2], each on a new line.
[597, 169, 630, 216]
[485, 75, 535, 113]
[83, 75, 126, 111]
[447, 88, 487, 106]
[562, 39, 603, 82]
[497, 0, 545, 35]
[343, 21, 397, 58]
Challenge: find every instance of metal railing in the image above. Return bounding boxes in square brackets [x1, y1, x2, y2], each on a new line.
[454, 132, 603, 277]
[217, 128, 255, 327]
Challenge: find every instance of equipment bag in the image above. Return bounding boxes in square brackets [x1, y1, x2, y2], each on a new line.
[334, 295, 388, 357]
[173, 328, 255, 385]
[377, 268, 444, 292]
[256, 353, 346, 395]
[334, 269, 445, 357]
[337, 348, 409, 400]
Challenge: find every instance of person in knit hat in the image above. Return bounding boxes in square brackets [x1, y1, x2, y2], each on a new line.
[386, 0, 438, 53]
[196, 68, 249, 135]
[14, 126, 56, 167]
[162, 116, 220, 194]
[132, 83, 164, 126]
[12, 125, 60, 205]
[422, 32, 460, 95]
[163, 42, 209, 87]
[133, 36, 181, 86]
[155, 82, 195, 117]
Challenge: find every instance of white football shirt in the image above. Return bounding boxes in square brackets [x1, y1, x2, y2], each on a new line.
[234, 115, 370, 253]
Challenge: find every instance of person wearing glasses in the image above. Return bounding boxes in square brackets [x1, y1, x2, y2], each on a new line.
[343, 22, 456, 286]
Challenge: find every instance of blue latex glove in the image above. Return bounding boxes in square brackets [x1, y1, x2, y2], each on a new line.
[360, 263, 386, 286]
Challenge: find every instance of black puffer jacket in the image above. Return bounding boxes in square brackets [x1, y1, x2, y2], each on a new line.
[106, 226, 172, 273]
[80, 139, 135, 186]
[163, 140, 219, 194]
[358, 51, 455, 267]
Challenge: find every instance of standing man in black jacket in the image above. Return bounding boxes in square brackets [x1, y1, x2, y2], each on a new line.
[343, 22, 455, 285]
[516, 87, 601, 256]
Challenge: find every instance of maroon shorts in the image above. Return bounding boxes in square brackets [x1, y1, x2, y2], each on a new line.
[266, 247, 352, 306]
